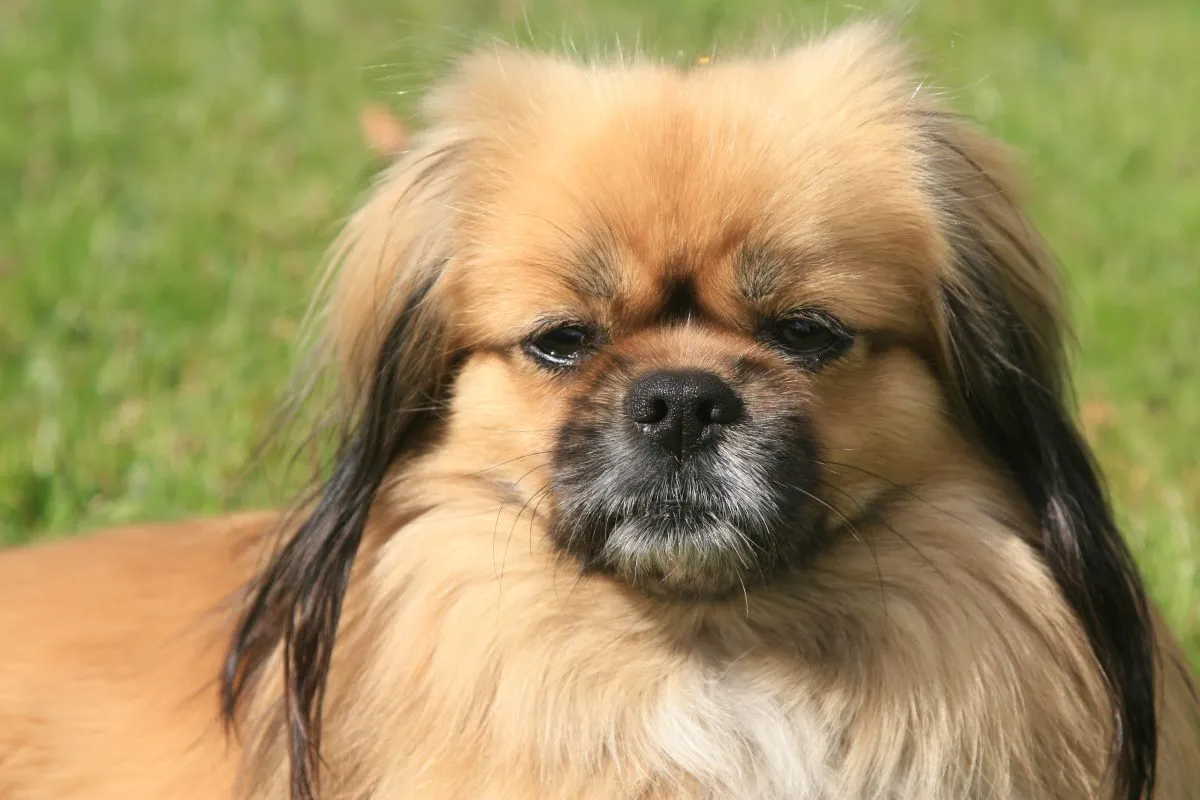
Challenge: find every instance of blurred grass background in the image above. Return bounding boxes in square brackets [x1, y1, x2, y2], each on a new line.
[1, 0, 1196, 662]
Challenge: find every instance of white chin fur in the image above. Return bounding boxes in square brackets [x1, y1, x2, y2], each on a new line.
[601, 515, 757, 595]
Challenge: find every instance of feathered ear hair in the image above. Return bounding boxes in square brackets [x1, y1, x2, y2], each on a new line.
[220, 130, 465, 799]
[920, 110, 1157, 800]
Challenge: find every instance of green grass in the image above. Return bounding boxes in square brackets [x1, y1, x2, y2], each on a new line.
[2, 0, 1196, 662]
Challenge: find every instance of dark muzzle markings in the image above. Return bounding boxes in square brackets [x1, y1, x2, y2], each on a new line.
[548, 333, 824, 599]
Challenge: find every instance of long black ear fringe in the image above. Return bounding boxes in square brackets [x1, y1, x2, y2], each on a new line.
[220, 269, 449, 800]
[942, 267, 1157, 800]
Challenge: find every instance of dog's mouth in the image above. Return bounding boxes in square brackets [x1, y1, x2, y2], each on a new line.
[597, 503, 772, 599]
[548, 401, 824, 600]
[549, 476, 824, 600]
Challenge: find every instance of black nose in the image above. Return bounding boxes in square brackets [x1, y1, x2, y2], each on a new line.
[626, 370, 744, 460]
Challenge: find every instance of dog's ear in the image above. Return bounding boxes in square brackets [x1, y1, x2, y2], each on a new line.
[223, 48, 577, 799]
[221, 128, 465, 799]
[920, 109, 1157, 800]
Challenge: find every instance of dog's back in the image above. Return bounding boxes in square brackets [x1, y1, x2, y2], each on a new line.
[0, 514, 270, 800]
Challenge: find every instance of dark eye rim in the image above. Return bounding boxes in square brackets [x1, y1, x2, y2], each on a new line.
[762, 310, 855, 366]
[523, 322, 601, 369]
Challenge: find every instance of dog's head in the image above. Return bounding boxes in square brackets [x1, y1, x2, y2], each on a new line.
[225, 25, 1156, 800]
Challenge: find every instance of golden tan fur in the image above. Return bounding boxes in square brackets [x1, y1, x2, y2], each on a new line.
[0, 514, 269, 799]
[2, 22, 1198, 800]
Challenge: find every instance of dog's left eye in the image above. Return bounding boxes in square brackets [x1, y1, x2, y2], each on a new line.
[525, 324, 595, 368]
[765, 313, 854, 366]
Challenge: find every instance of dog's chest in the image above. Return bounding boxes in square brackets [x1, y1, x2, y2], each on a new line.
[646, 664, 831, 798]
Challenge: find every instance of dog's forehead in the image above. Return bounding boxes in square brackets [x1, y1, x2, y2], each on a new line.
[457, 55, 946, 338]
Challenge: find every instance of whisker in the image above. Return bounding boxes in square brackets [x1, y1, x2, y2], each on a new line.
[816, 458, 980, 530]
[462, 451, 555, 478]
[818, 479, 952, 591]
[500, 484, 553, 589]
[492, 462, 552, 585]
[791, 484, 888, 612]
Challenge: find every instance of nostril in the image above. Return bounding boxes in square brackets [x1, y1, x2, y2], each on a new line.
[703, 396, 742, 425]
[647, 396, 670, 425]
[632, 395, 670, 425]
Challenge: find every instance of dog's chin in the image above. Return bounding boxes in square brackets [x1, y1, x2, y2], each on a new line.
[550, 433, 826, 600]
[582, 506, 782, 601]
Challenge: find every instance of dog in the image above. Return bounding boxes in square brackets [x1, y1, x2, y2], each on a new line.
[2, 22, 1198, 800]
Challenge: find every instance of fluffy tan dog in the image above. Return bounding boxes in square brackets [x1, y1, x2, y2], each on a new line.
[2, 23, 1198, 800]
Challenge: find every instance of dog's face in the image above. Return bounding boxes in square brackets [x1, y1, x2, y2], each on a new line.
[409, 39, 960, 599]
[447, 122, 949, 599]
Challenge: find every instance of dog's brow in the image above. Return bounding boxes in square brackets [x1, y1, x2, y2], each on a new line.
[737, 244, 790, 301]
[563, 238, 619, 300]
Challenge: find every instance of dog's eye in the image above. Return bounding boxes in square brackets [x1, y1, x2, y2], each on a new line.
[525, 324, 594, 368]
[766, 313, 854, 366]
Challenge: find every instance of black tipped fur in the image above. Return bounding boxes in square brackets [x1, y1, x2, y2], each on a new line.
[220, 267, 451, 800]
[941, 276, 1156, 800]
[931, 113, 1157, 800]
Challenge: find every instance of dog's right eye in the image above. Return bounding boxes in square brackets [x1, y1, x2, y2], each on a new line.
[525, 324, 595, 368]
